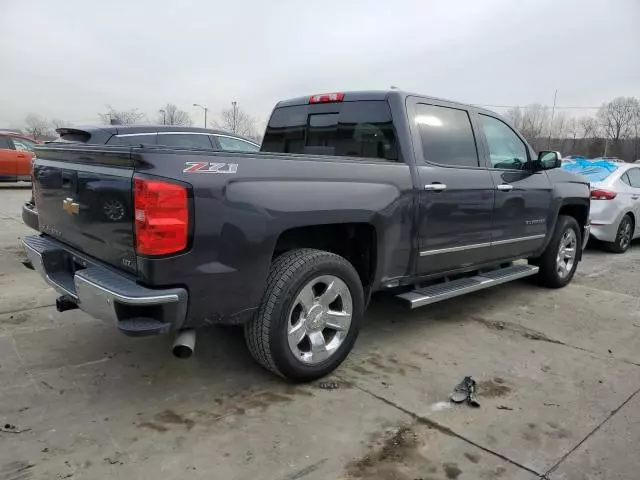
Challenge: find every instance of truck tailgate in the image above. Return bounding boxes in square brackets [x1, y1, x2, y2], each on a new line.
[32, 145, 137, 274]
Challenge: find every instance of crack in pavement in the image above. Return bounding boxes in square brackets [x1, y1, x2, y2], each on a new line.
[339, 376, 544, 478]
[543, 385, 640, 478]
[471, 316, 640, 368]
[0, 303, 56, 316]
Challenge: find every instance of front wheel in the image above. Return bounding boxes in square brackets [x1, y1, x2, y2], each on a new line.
[245, 249, 364, 382]
[532, 215, 581, 288]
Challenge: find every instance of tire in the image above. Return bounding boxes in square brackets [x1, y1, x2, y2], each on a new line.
[603, 214, 633, 254]
[245, 249, 364, 382]
[533, 215, 581, 288]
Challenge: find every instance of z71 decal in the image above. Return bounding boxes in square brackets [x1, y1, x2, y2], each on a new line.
[183, 162, 238, 174]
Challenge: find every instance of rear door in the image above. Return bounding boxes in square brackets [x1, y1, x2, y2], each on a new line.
[407, 99, 495, 275]
[624, 168, 640, 237]
[474, 113, 552, 258]
[0, 135, 18, 178]
[32, 145, 137, 273]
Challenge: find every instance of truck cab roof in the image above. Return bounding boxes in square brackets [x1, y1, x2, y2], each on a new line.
[275, 90, 491, 114]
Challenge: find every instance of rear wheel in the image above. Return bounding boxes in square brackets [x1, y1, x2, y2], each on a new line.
[532, 215, 581, 288]
[603, 214, 633, 254]
[245, 249, 364, 382]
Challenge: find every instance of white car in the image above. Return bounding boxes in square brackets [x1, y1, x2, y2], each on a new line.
[589, 163, 640, 253]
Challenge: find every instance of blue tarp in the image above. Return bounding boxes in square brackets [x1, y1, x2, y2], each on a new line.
[561, 158, 618, 183]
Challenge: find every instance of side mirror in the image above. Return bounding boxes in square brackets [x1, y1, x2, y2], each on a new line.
[536, 151, 562, 170]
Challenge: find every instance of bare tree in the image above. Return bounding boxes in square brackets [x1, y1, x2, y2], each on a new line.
[50, 118, 70, 130]
[504, 107, 524, 131]
[549, 113, 570, 151]
[212, 103, 258, 139]
[98, 105, 146, 125]
[565, 117, 580, 152]
[578, 116, 599, 139]
[23, 113, 51, 140]
[157, 103, 192, 126]
[518, 103, 551, 149]
[597, 97, 639, 142]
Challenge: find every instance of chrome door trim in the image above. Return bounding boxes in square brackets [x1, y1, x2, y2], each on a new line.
[491, 234, 545, 246]
[420, 242, 491, 256]
[419, 234, 545, 256]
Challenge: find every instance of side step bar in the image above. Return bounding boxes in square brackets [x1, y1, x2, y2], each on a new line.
[396, 264, 539, 309]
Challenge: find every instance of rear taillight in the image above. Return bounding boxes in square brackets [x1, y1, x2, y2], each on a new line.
[309, 92, 345, 104]
[134, 177, 188, 256]
[590, 189, 617, 200]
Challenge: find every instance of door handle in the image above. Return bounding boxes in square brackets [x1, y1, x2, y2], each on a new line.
[632, 196, 639, 200]
[496, 184, 513, 192]
[17, 154, 26, 159]
[424, 183, 447, 192]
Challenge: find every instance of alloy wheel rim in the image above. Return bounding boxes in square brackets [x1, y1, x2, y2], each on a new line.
[556, 229, 577, 279]
[287, 275, 353, 365]
[619, 220, 632, 250]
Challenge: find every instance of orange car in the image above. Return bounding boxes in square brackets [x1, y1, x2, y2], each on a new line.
[0, 132, 38, 182]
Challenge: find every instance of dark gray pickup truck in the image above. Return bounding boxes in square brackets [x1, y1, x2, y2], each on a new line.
[22, 90, 590, 382]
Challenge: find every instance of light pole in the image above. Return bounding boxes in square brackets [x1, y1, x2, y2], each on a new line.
[159, 109, 166, 125]
[547, 89, 557, 150]
[193, 103, 208, 128]
[231, 101, 238, 134]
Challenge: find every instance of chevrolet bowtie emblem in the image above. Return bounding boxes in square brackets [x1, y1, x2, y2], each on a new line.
[62, 197, 80, 215]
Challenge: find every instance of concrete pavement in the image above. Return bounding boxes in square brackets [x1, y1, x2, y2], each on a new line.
[1, 184, 639, 480]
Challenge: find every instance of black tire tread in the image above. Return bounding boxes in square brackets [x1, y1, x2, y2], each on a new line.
[244, 248, 352, 378]
[535, 215, 581, 288]
[602, 214, 633, 254]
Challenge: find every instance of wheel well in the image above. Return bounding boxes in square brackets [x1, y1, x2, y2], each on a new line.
[273, 224, 377, 288]
[559, 204, 589, 232]
[622, 211, 635, 228]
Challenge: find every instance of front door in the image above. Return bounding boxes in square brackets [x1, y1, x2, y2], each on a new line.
[409, 100, 495, 275]
[474, 113, 552, 258]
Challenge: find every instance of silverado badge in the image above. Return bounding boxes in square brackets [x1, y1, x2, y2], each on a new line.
[62, 197, 80, 215]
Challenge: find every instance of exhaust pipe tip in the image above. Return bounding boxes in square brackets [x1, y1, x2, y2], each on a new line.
[172, 329, 196, 359]
[56, 295, 79, 312]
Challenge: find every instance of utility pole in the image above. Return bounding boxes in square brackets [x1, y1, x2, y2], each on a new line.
[547, 90, 557, 150]
[232, 101, 238, 134]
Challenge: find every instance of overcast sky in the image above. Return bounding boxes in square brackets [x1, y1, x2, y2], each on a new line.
[1, 0, 639, 129]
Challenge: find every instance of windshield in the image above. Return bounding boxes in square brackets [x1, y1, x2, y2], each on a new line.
[261, 100, 398, 161]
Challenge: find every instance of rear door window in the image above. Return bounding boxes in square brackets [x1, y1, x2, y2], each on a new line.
[108, 134, 157, 146]
[415, 104, 479, 168]
[262, 100, 398, 161]
[216, 135, 259, 152]
[156, 133, 213, 149]
[627, 168, 640, 188]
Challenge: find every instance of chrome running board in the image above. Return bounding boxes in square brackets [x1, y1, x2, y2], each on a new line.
[396, 264, 539, 309]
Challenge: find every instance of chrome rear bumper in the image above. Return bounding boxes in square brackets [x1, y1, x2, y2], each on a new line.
[23, 235, 188, 335]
